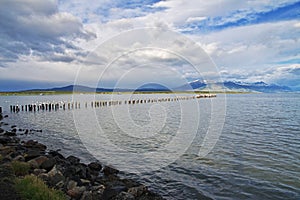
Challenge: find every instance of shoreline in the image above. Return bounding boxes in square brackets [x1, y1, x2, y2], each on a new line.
[0, 113, 163, 200]
[0, 90, 250, 96]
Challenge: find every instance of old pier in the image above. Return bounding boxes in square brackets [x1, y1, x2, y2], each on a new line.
[5, 94, 216, 113]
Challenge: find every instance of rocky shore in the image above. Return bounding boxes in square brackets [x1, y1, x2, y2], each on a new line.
[0, 113, 163, 200]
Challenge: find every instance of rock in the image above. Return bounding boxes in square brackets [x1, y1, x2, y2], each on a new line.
[66, 155, 80, 165]
[128, 185, 148, 197]
[67, 180, 78, 190]
[27, 159, 39, 169]
[0, 128, 4, 134]
[3, 131, 16, 136]
[48, 150, 65, 159]
[103, 185, 127, 199]
[56, 180, 65, 189]
[13, 155, 25, 162]
[80, 191, 93, 200]
[24, 140, 36, 146]
[0, 136, 11, 145]
[67, 186, 86, 199]
[40, 157, 56, 171]
[25, 150, 44, 161]
[24, 140, 46, 151]
[28, 156, 48, 168]
[64, 165, 82, 179]
[0, 146, 16, 156]
[102, 166, 119, 176]
[4, 155, 12, 162]
[77, 163, 88, 179]
[33, 168, 47, 176]
[88, 162, 102, 171]
[80, 179, 90, 186]
[47, 165, 65, 187]
[122, 178, 140, 188]
[37, 173, 49, 181]
[91, 185, 105, 192]
[88, 185, 105, 199]
[115, 192, 135, 200]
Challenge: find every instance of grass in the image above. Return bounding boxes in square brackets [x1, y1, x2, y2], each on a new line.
[11, 161, 30, 176]
[15, 175, 67, 200]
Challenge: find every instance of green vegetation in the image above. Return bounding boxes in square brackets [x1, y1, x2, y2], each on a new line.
[0, 91, 76, 96]
[11, 161, 30, 176]
[15, 175, 67, 200]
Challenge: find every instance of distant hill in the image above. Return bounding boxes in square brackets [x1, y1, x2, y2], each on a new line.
[174, 80, 207, 91]
[177, 80, 292, 93]
[24, 85, 112, 92]
[21, 80, 293, 93]
[23, 84, 171, 93]
[135, 83, 171, 92]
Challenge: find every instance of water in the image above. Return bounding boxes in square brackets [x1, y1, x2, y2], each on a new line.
[0, 93, 299, 200]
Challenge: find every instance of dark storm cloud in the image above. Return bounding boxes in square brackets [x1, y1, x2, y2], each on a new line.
[0, 0, 95, 65]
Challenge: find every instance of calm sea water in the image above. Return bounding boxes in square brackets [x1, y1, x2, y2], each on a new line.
[0, 93, 299, 200]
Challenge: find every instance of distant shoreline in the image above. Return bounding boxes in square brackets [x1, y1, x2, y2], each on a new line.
[0, 90, 251, 96]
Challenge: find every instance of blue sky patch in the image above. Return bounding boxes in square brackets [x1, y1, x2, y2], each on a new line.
[94, 0, 166, 22]
[183, 1, 300, 34]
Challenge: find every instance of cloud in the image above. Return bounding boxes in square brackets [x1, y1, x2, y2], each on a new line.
[0, 0, 95, 65]
[220, 64, 300, 90]
[0, 0, 299, 90]
[181, 1, 300, 33]
[58, 0, 165, 23]
[186, 17, 207, 23]
[193, 20, 300, 70]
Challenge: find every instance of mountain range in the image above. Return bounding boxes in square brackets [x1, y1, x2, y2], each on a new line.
[22, 80, 293, 93]
[186, 80, 292, 93]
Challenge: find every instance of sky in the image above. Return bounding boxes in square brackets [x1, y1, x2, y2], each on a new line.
[0, 0, 299, 91]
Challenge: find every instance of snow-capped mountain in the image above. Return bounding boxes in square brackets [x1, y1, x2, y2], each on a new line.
[175, 80, 292, 93]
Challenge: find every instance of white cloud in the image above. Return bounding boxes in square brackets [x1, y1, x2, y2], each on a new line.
[220, 64, 300, 89]
[1, 0, 299, 90]
[192, 20, 300, 70]
[186, 17, 207, 23]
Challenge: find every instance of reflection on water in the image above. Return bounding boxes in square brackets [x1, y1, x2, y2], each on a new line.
[0, 93, 299, 200]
